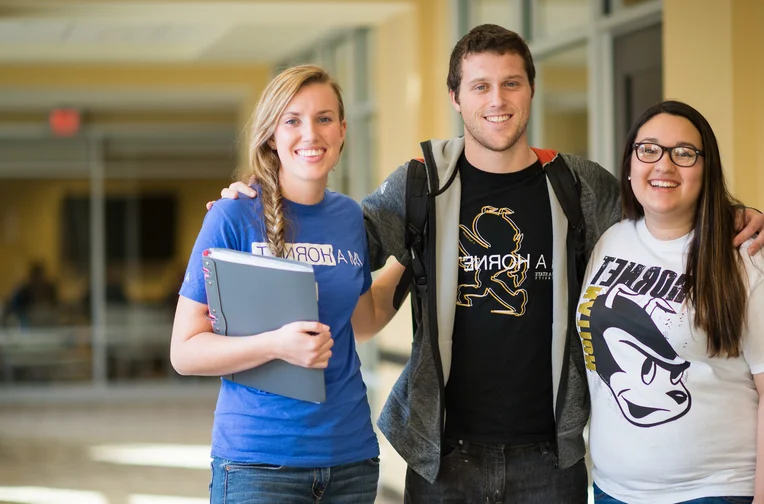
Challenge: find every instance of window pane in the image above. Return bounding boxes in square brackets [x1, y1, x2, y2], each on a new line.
[535, 0, 589, 39]
[472, 0, 522, 34]
[99, 134, 232, 384]
[0, 136, 94, 384]
[537, 44, 589, 157]
[354, 29, 372, 103]
[609, 0, 655, 14]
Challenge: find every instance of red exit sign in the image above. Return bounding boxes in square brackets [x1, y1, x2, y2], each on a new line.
[49, 108, 81, 137]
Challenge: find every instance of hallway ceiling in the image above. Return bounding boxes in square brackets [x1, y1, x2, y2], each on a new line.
[0, 0, 411, 63]
[0, 0, 411, 115]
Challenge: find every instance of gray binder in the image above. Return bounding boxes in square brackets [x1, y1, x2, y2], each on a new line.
[203, 248, 325, 403]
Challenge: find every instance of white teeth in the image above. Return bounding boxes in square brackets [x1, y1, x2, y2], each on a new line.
[297, 149, 324, 156]
[650, 180, 679, 188]
[485, 115, 510, 123]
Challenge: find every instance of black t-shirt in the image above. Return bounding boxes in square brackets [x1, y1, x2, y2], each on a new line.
[444, 153, 555, 444]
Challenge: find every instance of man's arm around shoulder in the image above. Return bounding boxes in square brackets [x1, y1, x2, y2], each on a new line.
[362, 162, 411, 271]
[560, 153, 622, 249]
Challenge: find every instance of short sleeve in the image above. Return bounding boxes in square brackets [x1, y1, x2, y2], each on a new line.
[742, 249, 764, 374]
[179, 205, 239, 305]
[360, 229, 372, 296]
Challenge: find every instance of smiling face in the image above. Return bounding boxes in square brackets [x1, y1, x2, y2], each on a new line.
[272, 82, 346, 196]
[630, 113, 704, 234]
[450, 51, 533, 160]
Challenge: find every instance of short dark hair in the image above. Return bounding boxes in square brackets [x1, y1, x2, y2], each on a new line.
[447, 24, 536, 102]
[620, 100, 746, 358]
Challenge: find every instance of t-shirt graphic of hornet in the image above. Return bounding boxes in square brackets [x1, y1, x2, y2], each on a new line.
[589, 284, 691, 427]
[457, 205, 528, 316]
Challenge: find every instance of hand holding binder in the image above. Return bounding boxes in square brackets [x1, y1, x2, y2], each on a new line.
[271, 321, 333, 369]
[202, 248, 326, 402]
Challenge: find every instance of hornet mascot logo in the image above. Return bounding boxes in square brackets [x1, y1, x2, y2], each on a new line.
[590, 284, 691, 427]
[457, 205, 528, 316]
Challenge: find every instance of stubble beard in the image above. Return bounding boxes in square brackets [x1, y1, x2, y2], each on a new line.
[464, 115, 529, 154]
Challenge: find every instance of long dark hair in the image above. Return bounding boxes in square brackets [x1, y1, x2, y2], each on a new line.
[620, 100, 746, 358]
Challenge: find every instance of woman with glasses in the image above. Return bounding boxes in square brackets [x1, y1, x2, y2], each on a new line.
[576, 100, 764, 504]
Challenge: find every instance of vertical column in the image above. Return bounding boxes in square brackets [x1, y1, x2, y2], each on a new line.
[350, 28, 373, 200]
[89, 134, 107, 386]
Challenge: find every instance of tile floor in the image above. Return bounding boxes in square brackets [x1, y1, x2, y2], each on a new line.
[0, 386, 402, 504]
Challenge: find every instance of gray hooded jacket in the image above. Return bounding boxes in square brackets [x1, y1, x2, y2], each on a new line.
[362, 137, 621, 483]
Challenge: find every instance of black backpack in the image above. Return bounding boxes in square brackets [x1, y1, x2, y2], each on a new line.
[392, 148, 587, 312]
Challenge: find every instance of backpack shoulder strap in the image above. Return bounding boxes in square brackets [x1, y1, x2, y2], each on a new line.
[543, 156, 586, 283]
[393, 158, 429, 310]
[544, 158, 583, 233]
[404, 158, 429, 250]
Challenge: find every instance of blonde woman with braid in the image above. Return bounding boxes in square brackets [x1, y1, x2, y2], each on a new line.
[171, 65, 402, 503]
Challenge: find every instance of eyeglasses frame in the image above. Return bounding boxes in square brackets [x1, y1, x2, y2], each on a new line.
[632, 142, 705, 168]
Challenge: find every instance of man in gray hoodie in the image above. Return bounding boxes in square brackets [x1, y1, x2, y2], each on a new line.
[213, 23, 764, 504]
[362, 24, 614, 503]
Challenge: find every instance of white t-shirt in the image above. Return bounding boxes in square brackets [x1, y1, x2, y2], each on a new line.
[576, 218, 764, 504]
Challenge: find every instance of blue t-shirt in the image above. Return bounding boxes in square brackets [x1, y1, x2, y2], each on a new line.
[179, 189, 378, 467]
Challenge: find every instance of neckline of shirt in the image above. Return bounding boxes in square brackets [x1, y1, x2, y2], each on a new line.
[458, 152, 543, 182]
[635, 218, 693, 252]
[249, 185, 331, 215]
[284, 188, 331, 215]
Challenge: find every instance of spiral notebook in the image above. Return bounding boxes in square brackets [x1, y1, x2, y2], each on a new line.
[202, 248, 325, 403]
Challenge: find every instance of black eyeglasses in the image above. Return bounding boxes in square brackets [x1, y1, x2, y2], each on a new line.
[633, 142, 705, 167]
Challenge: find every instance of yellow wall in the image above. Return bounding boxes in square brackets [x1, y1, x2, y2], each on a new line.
[374, 0, 454, 186]
[0, 64, 270, 90]
[416, 0, 454, 144]
[664, 0, 764, 209]
[375, 11, 421, 181]
[541, 64, 588, 156]
[731, 1, 763, 210]
[544, 111, 588, 157]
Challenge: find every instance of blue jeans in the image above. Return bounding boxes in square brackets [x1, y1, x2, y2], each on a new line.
[592, 482, 753, 504]
[404, 439, 588, 503]
[209, 456, 379, 504]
